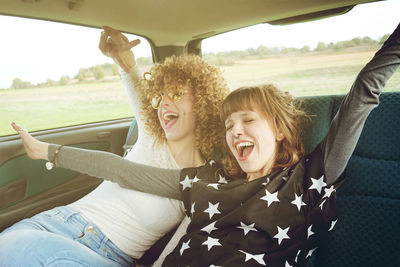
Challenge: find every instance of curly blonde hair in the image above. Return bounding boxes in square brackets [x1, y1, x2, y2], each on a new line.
[139, 54, 229, 159]
[220, 85, 309, 178]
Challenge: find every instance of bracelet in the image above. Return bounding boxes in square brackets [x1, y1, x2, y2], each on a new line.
[45, 145, 64, 170]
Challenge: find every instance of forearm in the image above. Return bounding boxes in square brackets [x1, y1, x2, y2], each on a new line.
[121, 65, 142, 108]
[48, 144, 182, 200]
[322, 23, 400, 185]
[121, 66, 148, 135]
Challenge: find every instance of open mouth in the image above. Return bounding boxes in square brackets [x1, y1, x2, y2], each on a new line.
[162, 112, 179, 128]
[235, 141, 254, 160]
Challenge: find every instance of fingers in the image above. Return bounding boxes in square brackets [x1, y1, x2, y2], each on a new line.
[103, 26, 121, 39]
[99, 31, 109, 53]
[102, 25, 130, 45]
[101, 26, 141, 50]
[102, 25, 113, 32]
[11, 122, 30, 141]
[11, 122, 31, 151]
[11, 122, 26, 133]
[117, 39, 140, 54]
[11, 122, 50, 161]
[99, 26, 137, 70]
[125, 39, 141, 50]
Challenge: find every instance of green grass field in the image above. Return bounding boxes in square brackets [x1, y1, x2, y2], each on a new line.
[222, 49, 400, 96]
[1, 49, 399, 136]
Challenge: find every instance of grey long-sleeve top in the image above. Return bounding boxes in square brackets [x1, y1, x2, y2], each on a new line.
[49, 22, 400, 201]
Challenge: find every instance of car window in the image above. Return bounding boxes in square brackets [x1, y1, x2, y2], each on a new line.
[202, 0, 400, 96]
[0, 16, 153, 137]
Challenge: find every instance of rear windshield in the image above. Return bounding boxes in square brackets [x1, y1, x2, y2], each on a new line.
[201, 0, 400, 97]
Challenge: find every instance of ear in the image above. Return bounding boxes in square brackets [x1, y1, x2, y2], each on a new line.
[276, 133, 285, 141]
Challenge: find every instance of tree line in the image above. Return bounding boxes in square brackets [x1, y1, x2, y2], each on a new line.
[9, 62, 119, 90]
[7, 34, 389, 90]
[203, 34, 389, 66]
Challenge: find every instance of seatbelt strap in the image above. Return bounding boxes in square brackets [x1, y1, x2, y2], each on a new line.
[123, 118, 138, 157]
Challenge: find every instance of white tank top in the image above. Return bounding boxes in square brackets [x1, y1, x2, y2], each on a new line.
[69, 67, 185, 259]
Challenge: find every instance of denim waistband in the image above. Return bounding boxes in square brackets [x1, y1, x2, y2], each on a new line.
[54, 206, 134, 266]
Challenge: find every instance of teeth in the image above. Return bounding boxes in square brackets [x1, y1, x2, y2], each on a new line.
[163, 112, 178, 121]
[236, 142, 253, 150]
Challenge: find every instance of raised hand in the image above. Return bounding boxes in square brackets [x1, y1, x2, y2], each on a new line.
[11, 122, 49, 161]
[99, 26, 141, 73]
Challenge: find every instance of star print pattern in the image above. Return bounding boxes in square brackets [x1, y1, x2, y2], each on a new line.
[329, 219, 338, 231]
[319, 199, 327, 210]
[165, 148, 340, 266]
[239, 250, 266, 265]
[274, 226, 290, 244]
[237, 222, 257, 236]
[323, 185, 336, 199]
[291, 193, 306, 211]
[180, 239, 190, 255]
[260, 189, 280, 207]
[203, 202, 221, 219]
[309, 175, 327, 194]
[307, 247, 317, 258]
[192, 176, 200, 183]
[207, 183, 219, 189]
[191, 202, 195, 214]
[307, 225, 314, 239]
[180, 175, 193, 190]
[261, 177, 270, 186]
[218, 174, 228, 184]
[202, 236, 221, 251]
[295, 250, 301, 262]
[201, 221, 218, 234]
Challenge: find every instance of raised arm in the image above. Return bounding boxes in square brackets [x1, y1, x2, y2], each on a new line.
[321, 22, 400, 185]
[99, 26, 139, 73]
[99, 26, 149, 142]
[11, 122, 182, 200]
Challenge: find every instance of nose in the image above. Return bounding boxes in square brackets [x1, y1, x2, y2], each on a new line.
[159, 93, 173, 107]
[231, 123, 244, 138]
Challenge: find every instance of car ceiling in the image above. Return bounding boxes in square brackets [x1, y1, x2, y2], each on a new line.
[1, 0, 381, 46]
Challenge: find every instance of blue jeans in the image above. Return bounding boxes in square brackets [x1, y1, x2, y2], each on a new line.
[0, 206, 135, 267]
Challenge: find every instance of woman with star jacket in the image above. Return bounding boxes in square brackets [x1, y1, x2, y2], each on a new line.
[10, 22, 400, 266]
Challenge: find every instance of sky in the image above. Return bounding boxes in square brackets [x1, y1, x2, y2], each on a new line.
[0, 0, 399, 88]
[202, 0, 400, 53]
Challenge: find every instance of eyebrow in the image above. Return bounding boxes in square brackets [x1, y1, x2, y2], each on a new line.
[225, 111, 253, 123]
[234, 111, 254, 117]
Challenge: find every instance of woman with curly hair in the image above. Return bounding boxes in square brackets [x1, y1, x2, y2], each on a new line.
[131, 48, 228, 266]
[0, 27, 228, 266]
[7, 21, 400, 266]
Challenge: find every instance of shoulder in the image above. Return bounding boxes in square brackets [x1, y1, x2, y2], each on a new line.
[180, 159, 225, 183]
[126, 138, 179, 168]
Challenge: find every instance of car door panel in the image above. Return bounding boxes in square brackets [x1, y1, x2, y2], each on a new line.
[0, 118, 132, 231]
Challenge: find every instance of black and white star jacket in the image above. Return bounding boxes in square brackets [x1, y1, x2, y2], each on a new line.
[165, 148, 339, 266]
[50, 22, 400, 267]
